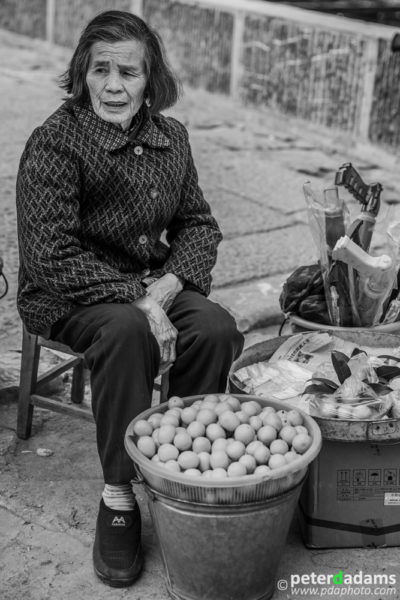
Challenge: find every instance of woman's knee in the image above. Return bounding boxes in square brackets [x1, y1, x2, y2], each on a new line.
[189, 301, 243, 350]
[81, 303, 161, 373]
[93, 303, 151, 348]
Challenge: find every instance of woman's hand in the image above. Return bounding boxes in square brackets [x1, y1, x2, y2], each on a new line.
[144, 273, 184, 313]
[134, 294, 178, 374]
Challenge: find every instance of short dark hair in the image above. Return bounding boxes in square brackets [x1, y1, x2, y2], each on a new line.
[59, 10, 181, 114]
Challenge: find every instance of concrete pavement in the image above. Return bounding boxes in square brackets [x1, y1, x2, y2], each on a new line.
[1, 28, 400, 600]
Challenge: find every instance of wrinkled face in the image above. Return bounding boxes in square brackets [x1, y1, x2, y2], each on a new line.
[86, 40, 148, 130]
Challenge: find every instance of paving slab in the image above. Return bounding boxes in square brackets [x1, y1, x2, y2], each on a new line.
[207, 188, 292, 238]
[212, 225, 318, 287]
[210, 274, 290, 332]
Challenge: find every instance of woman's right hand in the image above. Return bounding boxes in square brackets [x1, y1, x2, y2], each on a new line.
[133, 294, 178, 374]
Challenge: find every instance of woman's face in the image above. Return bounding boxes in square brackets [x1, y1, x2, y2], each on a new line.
[86, 39, 148, 131]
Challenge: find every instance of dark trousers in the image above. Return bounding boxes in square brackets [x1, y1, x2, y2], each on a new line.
[50, 290, 244, 483]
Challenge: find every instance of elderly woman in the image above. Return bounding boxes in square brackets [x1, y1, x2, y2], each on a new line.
[16, 9, 243, 589]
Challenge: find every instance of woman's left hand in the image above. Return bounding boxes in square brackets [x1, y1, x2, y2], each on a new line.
[145, 273, 184, 313]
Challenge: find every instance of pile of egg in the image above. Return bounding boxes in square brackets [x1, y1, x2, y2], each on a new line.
[133, 394, 313, 479]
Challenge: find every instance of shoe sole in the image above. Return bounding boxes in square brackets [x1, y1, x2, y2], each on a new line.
[93, 549, 144, 588]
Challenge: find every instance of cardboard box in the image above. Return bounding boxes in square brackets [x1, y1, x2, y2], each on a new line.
[298, 433, 400, 548]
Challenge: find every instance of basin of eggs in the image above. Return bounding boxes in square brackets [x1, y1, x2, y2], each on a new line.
[133, 394, 313, 479]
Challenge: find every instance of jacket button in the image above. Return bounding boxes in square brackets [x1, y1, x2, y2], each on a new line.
[134, 146, 143, 155]
[149, 188, 159, 199]
[138, 234, 148, 245]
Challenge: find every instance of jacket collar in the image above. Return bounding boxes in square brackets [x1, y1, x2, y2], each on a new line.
[71, 102, 170, 151]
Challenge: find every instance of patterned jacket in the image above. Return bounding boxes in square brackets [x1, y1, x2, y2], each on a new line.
[16, 101, 222, 334]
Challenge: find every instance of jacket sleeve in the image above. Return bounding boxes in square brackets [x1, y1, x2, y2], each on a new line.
[16, 128, 146, 304]
[153, 124, 222, 295]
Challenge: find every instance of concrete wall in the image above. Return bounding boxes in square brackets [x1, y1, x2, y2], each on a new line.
[143, 0, 400, 147]
[2, 0, 400, 150]
[143, 0, 234, 95]
[52, 0, 131, 48]
[0, 0, 46, 39]
[370, 37, 400, 147]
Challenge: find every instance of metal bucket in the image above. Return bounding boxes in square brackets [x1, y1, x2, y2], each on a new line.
[145, 480, 303, 600]
[289, 314, 400, 334]
[125, 395, 322, 600]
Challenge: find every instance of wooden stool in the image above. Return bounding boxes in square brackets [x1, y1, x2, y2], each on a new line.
[17, 326, 169, 439]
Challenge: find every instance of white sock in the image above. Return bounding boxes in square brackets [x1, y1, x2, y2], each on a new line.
[102, 483, 136, 511]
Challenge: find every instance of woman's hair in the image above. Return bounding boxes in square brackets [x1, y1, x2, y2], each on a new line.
[59, 10, 181, 114]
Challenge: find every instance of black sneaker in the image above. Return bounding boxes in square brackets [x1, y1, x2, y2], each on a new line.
[93, 498, 144, 587]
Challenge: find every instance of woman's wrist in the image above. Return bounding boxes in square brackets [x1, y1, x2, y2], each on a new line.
[134, 294, 158, 313]
[166, 273, 184, 291]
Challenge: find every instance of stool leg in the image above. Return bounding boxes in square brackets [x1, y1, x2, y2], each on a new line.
[71, 362, 85, 404]
[17, 329, 41, 439]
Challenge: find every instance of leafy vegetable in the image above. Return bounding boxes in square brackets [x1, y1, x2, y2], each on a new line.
[377, 355, 400, 364]
[351, 347, 367, 358]
[375, 365, 400, 382]
[311, 377, 339, 390]
[331, 351, 352, 384]
[365, 382, 393, 396]
[304, 349, 399, 399]
[303, 383, 337, 396]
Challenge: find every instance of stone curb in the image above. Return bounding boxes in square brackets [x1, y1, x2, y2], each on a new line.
[210, 272, 289, 333]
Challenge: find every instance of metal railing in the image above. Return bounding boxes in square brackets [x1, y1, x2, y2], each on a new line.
[3, 0, 400, 148]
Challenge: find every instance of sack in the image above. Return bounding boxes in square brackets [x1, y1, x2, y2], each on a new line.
[298, 293, 331, 324]
[279, 263, 324, 314]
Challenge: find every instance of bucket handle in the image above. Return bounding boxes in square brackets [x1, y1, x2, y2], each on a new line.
[367, 419, 400, 443]
[131, 464, 145, 484]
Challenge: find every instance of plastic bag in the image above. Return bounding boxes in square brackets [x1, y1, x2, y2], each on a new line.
[332, 235, 398, 326]
[308, 375, 392, 420]
[303, 183, 352, 326]
[381, 221, 400, 323]
[347, 352, 379, 384]
[232, 359, 313, 400]
[309, 391, 391, 420]
[298, 293, 330, 324]
[306, 344, 394, 420]
[279, 263, 324, 314]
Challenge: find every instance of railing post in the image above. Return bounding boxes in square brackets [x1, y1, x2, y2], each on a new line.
[358, 36, 379, 140]
[130, 0, 144, 17]
[230, 9, 245, 99]
[46, 0, 55, 44]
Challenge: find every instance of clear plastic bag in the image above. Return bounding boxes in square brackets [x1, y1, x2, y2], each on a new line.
[309, 389, 391, 421]
[381, 221, 400, 324]
[347, 352, 379, 384]
[303, 183, 351, 326]
[332, 235, 398, 327]
[233, 359, 313, 400]
[301, 173, 400, 327]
